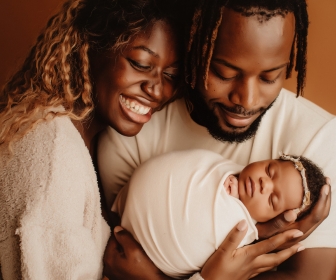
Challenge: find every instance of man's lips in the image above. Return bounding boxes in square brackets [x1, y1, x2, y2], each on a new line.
[218, 106, 259, 128]
[245, 177, 255, 197]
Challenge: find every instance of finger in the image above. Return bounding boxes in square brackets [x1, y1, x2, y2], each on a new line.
[113, 226, 143, 256]
[252, 243, 305, 273]
[295, 183, 330, 235]
[256, 210, 297, 239]
[217, 220, 248, 255]
[247, 229, 303, 257]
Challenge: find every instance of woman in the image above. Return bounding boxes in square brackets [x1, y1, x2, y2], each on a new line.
[0, 0, 182, 278]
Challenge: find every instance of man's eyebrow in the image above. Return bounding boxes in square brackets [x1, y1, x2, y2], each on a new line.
[212, 58, 241, 71]
[212, 58, 288, 73]
[263, 63, 288, 73]
[131, 46, 158, 58]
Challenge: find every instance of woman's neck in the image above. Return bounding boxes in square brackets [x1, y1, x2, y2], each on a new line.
[72, 116, 106, 159]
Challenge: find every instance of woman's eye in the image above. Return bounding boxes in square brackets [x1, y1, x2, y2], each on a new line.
[164, 71, 179, 80]
[128, 59, 151, 71]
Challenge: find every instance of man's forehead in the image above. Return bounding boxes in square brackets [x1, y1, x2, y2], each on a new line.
[212, 9, 295, 63]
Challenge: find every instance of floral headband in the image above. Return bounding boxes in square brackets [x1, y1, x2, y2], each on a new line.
[279, 153, 311, 213]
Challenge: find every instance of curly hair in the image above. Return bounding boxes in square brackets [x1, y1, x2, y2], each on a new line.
[184, 0, 309, 96]
[295, 156, 326, 220]
[0, 0, 181, 146]
[279, 155, 325, 220]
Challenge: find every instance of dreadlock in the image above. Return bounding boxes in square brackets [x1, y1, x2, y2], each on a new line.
[0, 0, 181, 146]
[185, 0, 309, 96]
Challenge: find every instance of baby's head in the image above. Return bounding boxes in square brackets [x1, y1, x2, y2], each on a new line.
[237, 154, 325, 222]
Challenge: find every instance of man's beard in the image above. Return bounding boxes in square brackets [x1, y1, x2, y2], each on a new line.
[188, 89, 276, 143]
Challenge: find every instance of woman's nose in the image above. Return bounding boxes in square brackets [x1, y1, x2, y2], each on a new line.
[229, 78, 260, 111]
[141, 75, 163, 100]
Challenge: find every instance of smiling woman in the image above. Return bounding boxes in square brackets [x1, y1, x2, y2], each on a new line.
[91, 20, 181, 136]
[0, 0, 183, 279]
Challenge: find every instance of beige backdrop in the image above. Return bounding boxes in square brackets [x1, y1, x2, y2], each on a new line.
[1, 0, 335, 114]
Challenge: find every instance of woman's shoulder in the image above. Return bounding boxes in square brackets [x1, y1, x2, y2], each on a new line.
[0, 114, 89, 183]
[0, 114, 95, 219]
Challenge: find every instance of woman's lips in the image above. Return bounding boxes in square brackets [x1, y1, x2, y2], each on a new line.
[119, 95, 152, 124]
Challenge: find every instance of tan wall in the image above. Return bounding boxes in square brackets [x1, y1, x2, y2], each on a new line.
[1, 0, 335, 114]
[283, 0, 336, 114]
[0, 0, 62, 86]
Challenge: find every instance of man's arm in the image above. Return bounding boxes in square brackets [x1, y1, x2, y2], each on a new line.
[103, 221, 304, 280]
[253, 248, 336, 280]
[252, 181, 333, 279]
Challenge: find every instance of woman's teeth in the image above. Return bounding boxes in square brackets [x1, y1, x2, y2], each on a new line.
[120, 95, 151, 115]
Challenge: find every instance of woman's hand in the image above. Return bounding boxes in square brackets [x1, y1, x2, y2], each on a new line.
[256, 181, 331, 250]
[200, 220, 305, 280]
[103, 226, 172, 280]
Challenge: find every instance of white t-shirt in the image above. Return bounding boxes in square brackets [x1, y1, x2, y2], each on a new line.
[98, 88, 336, 249]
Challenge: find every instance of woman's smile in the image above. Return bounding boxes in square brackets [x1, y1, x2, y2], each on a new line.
[119, 95, 152, 124]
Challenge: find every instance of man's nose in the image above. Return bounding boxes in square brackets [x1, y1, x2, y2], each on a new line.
[141, 73, 163, 100]
[229, 78, 260, 111]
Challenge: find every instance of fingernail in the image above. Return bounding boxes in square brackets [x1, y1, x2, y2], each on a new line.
[293, 231, 303, 238]
[297, 246, 305, 252]
[284, 210, 297, 222]
[114, 226, 124, 233]
[326, 177, 331, 185]
[237, 220, 247, 231]
[324, 184, 330, 196]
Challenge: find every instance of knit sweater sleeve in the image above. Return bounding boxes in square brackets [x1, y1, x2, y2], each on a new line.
[0, 117, 110, 280]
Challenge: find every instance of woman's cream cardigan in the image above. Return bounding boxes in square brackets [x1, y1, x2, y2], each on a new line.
[0, 115, 110, 279]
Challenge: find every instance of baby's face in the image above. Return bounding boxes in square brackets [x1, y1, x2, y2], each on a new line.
[237, 159, 303, 222]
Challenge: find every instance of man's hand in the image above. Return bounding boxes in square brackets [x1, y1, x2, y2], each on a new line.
[103, 226, 171, 280]
[201, 220, 305, 280]
[256, 181, 330, 250]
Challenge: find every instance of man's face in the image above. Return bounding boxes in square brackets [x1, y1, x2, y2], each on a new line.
[238, 159, 303, 222]
[194, 9, 295, 142]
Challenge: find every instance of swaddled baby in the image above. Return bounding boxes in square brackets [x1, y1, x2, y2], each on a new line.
[112, 149, 324, 278]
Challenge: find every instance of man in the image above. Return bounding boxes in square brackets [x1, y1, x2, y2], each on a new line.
[99, 1, 335, 279]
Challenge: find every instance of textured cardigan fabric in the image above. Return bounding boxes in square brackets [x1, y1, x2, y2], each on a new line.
[0, 115, 110, 279]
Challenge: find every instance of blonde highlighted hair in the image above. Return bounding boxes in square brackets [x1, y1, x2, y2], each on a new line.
[0, 0, 182, 146]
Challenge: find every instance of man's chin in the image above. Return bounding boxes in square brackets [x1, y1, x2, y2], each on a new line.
[207, 120, 261, 143]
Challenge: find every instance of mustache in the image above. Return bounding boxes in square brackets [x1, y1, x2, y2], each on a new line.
[216, 103, 265, 116]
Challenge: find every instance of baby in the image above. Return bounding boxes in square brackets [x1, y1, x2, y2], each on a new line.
[112, 149, 325, 279]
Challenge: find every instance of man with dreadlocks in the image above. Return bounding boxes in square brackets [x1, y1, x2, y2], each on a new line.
[98, 0, 335, 279]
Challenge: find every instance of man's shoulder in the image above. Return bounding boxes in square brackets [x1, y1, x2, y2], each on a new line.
[278, 88, 333, 120]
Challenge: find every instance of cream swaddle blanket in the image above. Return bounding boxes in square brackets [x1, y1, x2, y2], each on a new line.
[112, 149, 258, 278]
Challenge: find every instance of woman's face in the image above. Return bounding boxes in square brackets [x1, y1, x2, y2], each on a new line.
[91, 20, 181, 136]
